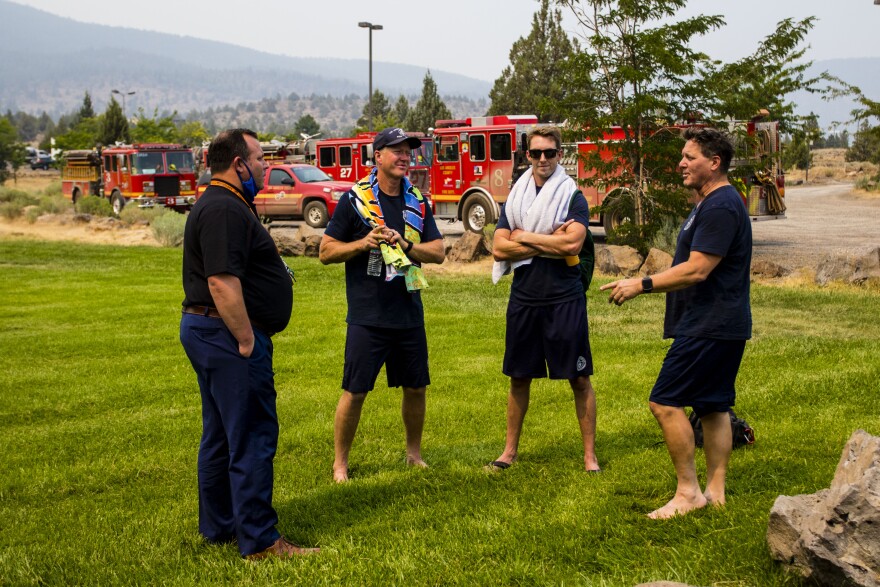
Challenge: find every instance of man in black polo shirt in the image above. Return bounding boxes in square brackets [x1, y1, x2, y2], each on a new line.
[319, 127, 445, 484]
[602, 127, 752, 519]
[180, 128, 318, 558]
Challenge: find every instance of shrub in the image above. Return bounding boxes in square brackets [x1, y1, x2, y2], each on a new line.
[118, 204, 165, 226]
[25, 207, 41, 224]
[648, 216, 681, 256]
[75, 196, 114, 217]
[42, 181, 63, 198]
[37, 195, 71, 215]
[151, 211, 187, 247]
[0, 202, 23, 220]
[0, 187, 38, 207]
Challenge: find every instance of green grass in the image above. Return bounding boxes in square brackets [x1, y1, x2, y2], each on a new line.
[1, 239, 878, 586]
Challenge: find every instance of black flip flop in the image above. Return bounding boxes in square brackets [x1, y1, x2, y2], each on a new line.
[487, 460, 512, 470]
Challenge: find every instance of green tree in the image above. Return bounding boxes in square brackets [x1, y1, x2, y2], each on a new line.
[78, 91, 96, 121]
[356, 89, 392, 130]
[488, 0, 577, 122]
[556, 0, 822, 251]
[100, 97, 130, 145]
[0, 118, 26, 184]
[393, 95, 411, 128]
[405, 71, 453, 134]
[846, 120, 880, 164]
[176, 121, 210, 147]
[293, 114, 321, 138]
[130, 108, 178, 143]
[782, 132, 812, 171]
[55, 117, 102, 151]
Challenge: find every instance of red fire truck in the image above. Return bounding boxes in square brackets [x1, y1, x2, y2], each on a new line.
[314, 132, 433, 196]
[61, 143, 197, 214]
[427, 114, 785, 232]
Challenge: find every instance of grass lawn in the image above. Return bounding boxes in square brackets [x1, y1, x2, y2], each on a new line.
[1, 239, 878, 586]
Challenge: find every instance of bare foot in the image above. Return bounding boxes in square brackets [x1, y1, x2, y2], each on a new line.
[647, 493, 708, 519]
[332, 465, 349, 484]
[406, 457, 428, 469]
[703, 491, 726, 507]
[584, 456, 601, 473]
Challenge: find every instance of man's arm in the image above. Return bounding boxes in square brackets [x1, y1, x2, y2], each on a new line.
[383, 228, 446, 264]
[599, 250, 722, 306]
[319, 226, 387, 265]
[208, 273, 254, 357]
[511, 219, 585, 257]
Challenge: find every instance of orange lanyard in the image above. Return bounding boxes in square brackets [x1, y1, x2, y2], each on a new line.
[209, 178, 258, 220]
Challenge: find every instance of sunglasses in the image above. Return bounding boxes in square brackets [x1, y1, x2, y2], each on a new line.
[528, 148, 559, 159]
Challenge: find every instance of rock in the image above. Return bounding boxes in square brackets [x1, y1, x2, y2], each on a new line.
[302, 234, 322, 257]
[597, 245, 644, 277]
[72, 213, 92, 224]
[767, 429, 880, 587]
[815, 246, 880, 285]
[639, 248, 673, 276]
[447, 231, 491, 263]
[272, 229, 306, 256]
[293, 224, 323, 242]
[751, 259, 790, 278]
[89, 217, 120, 231]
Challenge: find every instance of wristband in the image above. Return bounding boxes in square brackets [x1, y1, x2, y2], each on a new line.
[404, 239, 414, 253]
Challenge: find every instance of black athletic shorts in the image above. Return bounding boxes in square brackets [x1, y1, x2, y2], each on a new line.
[650, 336, 746, 416]
[342, 324, 430, 394]
[503, 297, 593, 380]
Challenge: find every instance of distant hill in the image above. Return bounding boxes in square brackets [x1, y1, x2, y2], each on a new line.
[1, 0, 877, 135]
[0, 0, 491, 119]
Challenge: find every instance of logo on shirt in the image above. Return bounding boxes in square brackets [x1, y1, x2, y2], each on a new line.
[683, 214, 695, 231]
[576, 356, 587, 371]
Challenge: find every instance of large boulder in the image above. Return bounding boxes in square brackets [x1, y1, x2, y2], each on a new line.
[271, 229, 306, 257]
[597, 245, 644, 277]
[447, 231, 491, 263]
[639, 248, 673, 276]
[302, 235, 322, 258]
[815, 246, 880, 286]
[751, 259, 790, 278]
[294, 224, 324, 242]
[767, 429, 880, 586]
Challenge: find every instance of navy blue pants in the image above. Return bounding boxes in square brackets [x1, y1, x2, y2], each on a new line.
[180, 313, 280, 557]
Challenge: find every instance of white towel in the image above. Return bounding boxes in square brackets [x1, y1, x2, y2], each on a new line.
[492, 165, 578, 284]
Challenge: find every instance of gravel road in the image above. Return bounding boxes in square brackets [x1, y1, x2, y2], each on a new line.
[750, 183, 880, 270]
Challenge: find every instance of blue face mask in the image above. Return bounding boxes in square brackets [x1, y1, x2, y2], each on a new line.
[236, 161, 258, 204]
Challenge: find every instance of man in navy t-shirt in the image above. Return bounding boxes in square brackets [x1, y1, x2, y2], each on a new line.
[488, 126, 600, 474]
[319, 127, 445, 483]
[602, 127, 752, 519]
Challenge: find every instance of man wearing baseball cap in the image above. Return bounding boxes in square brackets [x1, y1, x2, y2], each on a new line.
[320, 127, 445, 483]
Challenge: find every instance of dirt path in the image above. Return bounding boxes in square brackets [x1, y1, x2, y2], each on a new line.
[750, 183, 880, 269]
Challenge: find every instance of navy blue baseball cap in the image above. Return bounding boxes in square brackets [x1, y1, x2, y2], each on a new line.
[373, 127, 422, 151]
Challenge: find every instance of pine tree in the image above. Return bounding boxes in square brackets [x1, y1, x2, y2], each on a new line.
[293, 114, 321, 138]
[356, 90, 391, 130]
[78, 92, 96, 121]
[488, 0, 577, 122]
[393, 95, 410, 128]
[405, 71, 452, 134]
[99, 97, 130, 145]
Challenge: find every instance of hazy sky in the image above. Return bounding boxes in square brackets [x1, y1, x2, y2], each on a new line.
[10, 0, 880, 82]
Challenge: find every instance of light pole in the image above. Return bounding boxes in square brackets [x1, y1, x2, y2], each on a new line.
[358, 21, 383, 132]
[111, 89, 136, 118]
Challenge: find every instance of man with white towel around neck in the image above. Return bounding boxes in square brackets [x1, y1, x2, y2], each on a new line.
[488, 126, 600, 473]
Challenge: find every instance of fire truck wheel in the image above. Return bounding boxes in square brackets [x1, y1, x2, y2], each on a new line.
[602, 192, 636, 233]
[111, 191, 126, 215]
[303, 201, 329, 228]
[462, 194, 495, 233]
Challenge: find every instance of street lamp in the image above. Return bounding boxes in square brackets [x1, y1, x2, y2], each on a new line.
[358, 21, 383, 132]
[111, 89, 136, 118]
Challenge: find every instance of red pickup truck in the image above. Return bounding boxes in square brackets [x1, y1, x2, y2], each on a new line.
[196, 163, 353, 227]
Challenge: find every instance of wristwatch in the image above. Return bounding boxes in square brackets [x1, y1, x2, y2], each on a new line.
[642, 276, 654, 293]
[403, 239, 414, 253]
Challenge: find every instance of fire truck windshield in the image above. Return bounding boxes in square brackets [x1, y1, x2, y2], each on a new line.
[292, 165, 334, 183]
[166, 151, 195, 173]
[132, 152, 165, 174]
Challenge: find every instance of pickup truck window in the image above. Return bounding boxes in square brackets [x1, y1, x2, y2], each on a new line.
[269, 169, 292, 185]
[292, 166, 334, 183]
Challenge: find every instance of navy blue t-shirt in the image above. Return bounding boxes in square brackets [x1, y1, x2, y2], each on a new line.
[324, 186, 442, 329]
[664, 184, 752, 340]
[497, 190, 592, 305]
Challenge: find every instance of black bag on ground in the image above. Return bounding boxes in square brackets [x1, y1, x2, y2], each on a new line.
[688, 410, 755, 449]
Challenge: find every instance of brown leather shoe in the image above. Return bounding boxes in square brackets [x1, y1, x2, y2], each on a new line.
[245, 536, 320, 560]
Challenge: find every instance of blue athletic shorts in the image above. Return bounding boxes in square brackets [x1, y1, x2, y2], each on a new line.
[503, 297, 593, 380]
[342, 324, 430, 394]
[650, 336, 746, 416]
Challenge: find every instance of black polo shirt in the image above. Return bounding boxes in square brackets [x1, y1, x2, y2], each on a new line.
[182, 183, 293, 334]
